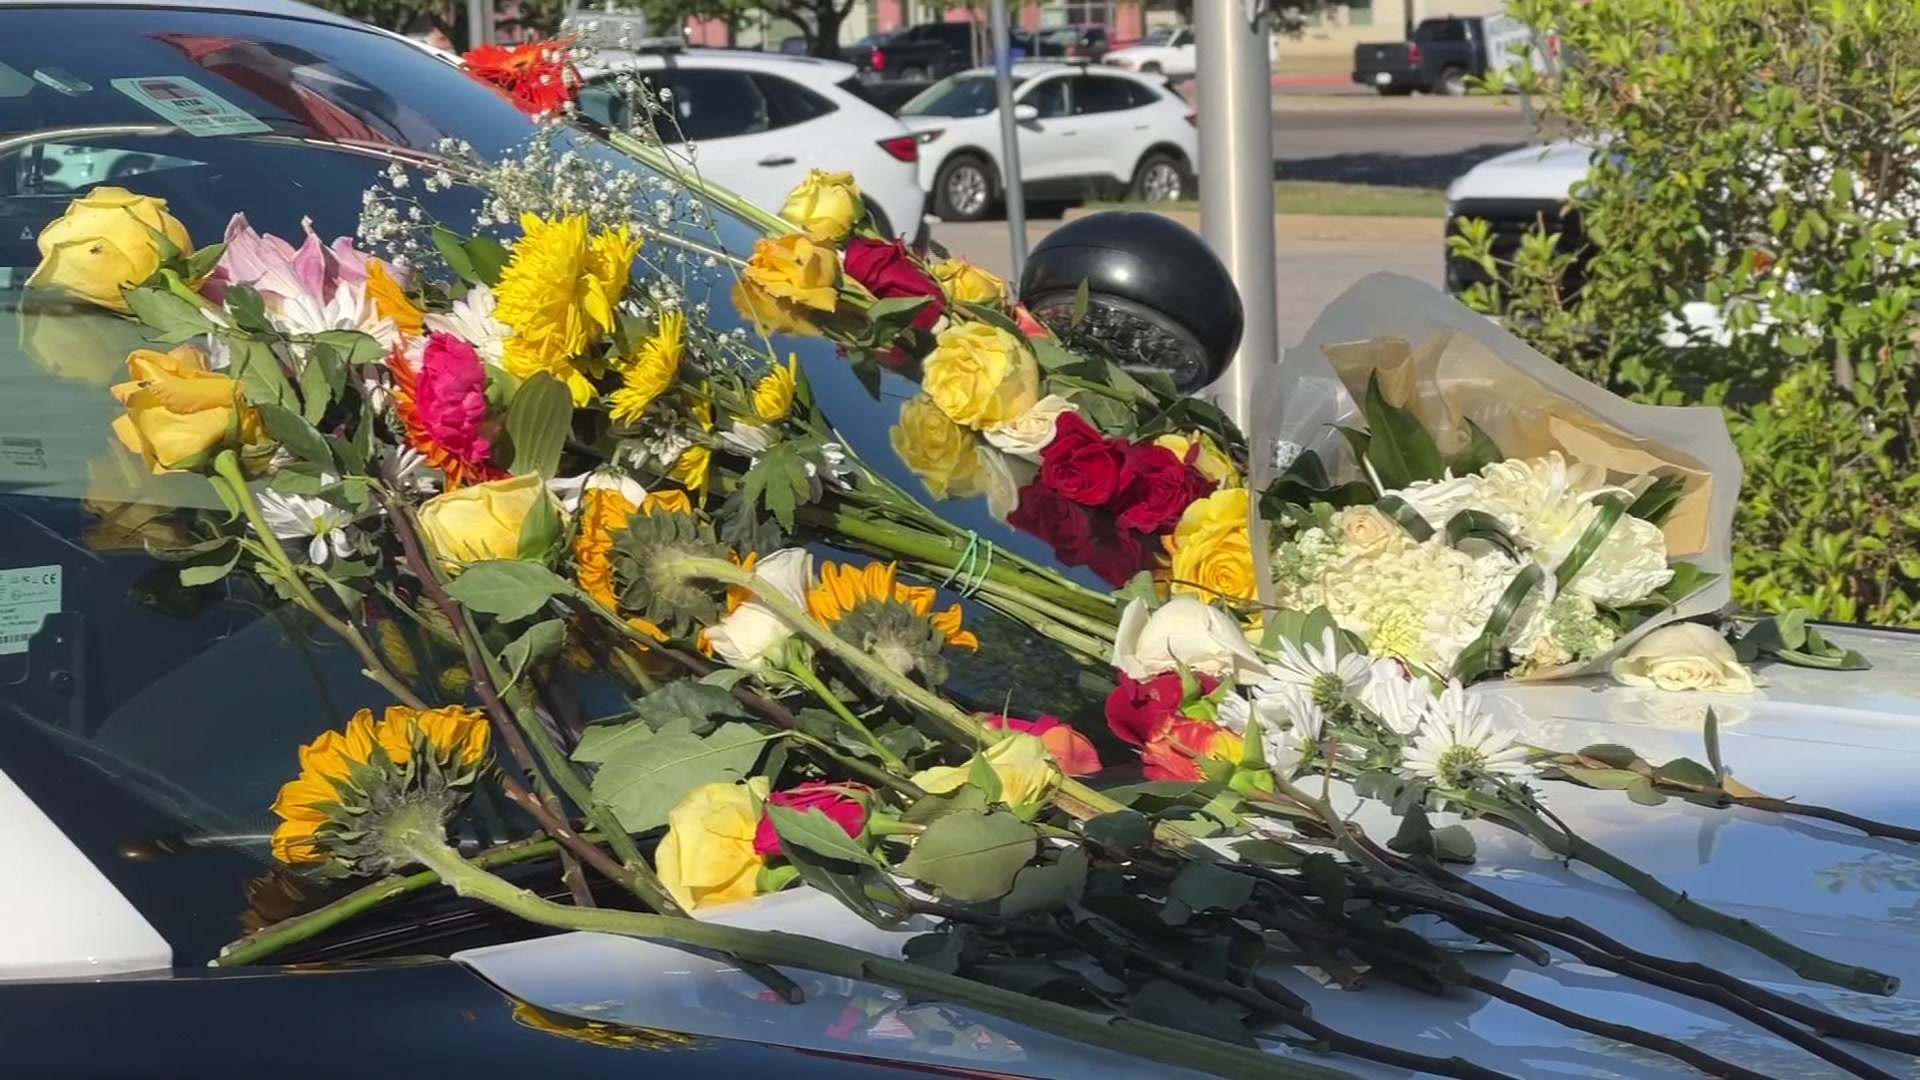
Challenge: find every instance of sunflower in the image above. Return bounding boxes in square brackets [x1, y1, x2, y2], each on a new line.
[495, 214, 640, 404]
[607, 310, 683, 425]
[752, 353, 799, 423]
[571, 479, 677, 645]
[269, 705, 492, 874]
[806, 561, 977, 691]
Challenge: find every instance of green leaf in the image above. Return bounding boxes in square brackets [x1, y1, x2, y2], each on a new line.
[225, 284, 274, 336]
[444, 560, 578, 622]
[124, 286, 214, 343]
[901, 785, 988, 824]
[1069, 278, 1091, 326]
[1081, 809, 1152, 853]
[1446, 418, 1502, 476]
[1451, 562, 1544, 682]
[506, 373, 573, 479]
[1362, 370, 1445, 488]
[1578, 743, 1644, 769]
[1387, 803, 1436, 857]
[629, 680, 752, 736]
[999, 846, 1089, 917]
[1230, 837, 1305, 868]
[1445, 508, 1521, 560]
[781, 841, 905, 929]
[966, 753, 1004, 805]
[433, 224, 480, 284]
[867, 295, 935, 331]
[255, 403, 333, 469]
[183, 241, 227, 281]
[1703, 708, 1726, 780]
[229, 336, 294, 409]
[308, 330, 387, 366]
[1430, 824, 1476, 863]
[847, 353, 883, 400]
[1375, 494, 1435, 541]
[178, 544, 242, 587]
[1555, 494, 1627, 590]
[500, 618, 565, 688]
[1161, 861, 1254, 924]
[739, 440, 814, 532]
[1125, 979, 1255, 1048]
[465, 235, 510, 287]
[1626, 474, 1685, 526]
[1548, 765, 1642, 790]
[1625, 776, 1668, 806]
[298, 342, 340, 425]
[768, 804, 882, 868]
[572, 718, 654, 764]
[1652, 757, 1718, 789]
[588, 723, 775, 834]
[897, 810, 1039, 903]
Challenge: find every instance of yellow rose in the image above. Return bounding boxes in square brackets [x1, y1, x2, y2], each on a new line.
[417, 472, 562, 573]
[778, 169, 863, 244]
[1610, 623, 1756, 693]
[734, 233, 841, 336]
[922, 321, 1041, 430]
[21, 293, 156, 385]
[655, 779, 770, 911]
[1336, 505, 1401, 558]
[1153, 432, 1237, 486]
[930, 258, 1006, 306]
[110, 344, 264, 474]
[1168, 488, 1256, 603]
[889, 396, 986, 499]
[28, 186, 191, 312]
[911, 732, 1061, 814]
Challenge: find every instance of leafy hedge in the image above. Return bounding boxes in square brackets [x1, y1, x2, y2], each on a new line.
[1450, 0, 1920, 625]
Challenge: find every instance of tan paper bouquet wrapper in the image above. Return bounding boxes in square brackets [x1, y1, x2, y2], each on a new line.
[1246, 273, 1741, 680]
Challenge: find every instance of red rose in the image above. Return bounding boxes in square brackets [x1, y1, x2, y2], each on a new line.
[1112, 442, 1215, 533]
[752, 781, 871, 857]
[985, 714, 1103, 777]
[1085, 525, 1152, 588]
[1106, 670, 1215, 746]
[843, 238, 945, 330]
[1141, 718, 1240, 782]
[1039, 412, 1131, 506]
[1008, 481, 1094, 563]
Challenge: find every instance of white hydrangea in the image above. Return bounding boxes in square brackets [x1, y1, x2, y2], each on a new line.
[1317, 537, 1522, 675]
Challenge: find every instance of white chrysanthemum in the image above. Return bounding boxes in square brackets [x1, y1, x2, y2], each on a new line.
[1398, 471, 1486, 529]
[1359, 657, 1429, 735]
[1553, 510, 1673, 606]
[1401, 681, 1530, 788]
[1220, 684, 1319, 772]
[255, 484, 356, 565]
[1261, 627, 1370, 709]
[426, 282, 511, 364]
[1473, 452, 1633, 552]
[1318, 538, 1522, 675]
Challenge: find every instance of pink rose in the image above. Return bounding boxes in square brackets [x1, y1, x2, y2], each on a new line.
[753, 781, 871, 857]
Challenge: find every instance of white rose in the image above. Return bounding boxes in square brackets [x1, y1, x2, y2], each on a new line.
[1112, 596, 1264, 682]
[721, 423, 775, 457]
[705, 548, 814, 672]
[976, 444, 1035, 523]
[982, 394, 1077, 461]
[1610, 622, 1756, 693]
[1559, 510, 1673, 606]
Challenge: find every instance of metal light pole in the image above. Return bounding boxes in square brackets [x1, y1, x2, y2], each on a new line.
[989, 0, 1028, 282]
[466, 0, 493, 49]
[1195, 0, 1276, 433]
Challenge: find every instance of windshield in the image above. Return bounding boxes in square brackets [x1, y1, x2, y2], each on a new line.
[898, 74, 1022, 118]
[1138, 27, 1176, 46]
[0, 6, 1094, 966]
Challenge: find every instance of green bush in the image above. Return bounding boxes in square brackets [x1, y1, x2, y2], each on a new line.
[1453, 0, 1920, 625]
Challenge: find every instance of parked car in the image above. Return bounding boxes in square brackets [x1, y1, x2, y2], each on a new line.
[898, 61, 1197, 221]
[1029, 24, 1111, 63]
[1104, 24, 1277, 79]
[853, 21, 977, 82]
[1442, 139, 1592, 302]
[1352, 13, 1547, 96]
[572, 45, 927, 245]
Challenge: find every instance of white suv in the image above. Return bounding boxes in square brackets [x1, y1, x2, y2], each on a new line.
[898, 61, 1198, 222]
[574, 48, 929, 246]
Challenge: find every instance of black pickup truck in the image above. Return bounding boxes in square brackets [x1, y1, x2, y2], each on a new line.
[851, 21, 977, 82]
[1352, 15, 1494, 97]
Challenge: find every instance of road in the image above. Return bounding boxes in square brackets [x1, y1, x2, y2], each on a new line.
[928, 218, 1439, 347]
[1269, 96, 1541, 189]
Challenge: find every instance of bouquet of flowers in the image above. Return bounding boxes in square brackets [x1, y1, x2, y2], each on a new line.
[23, 61, 1906, 1080]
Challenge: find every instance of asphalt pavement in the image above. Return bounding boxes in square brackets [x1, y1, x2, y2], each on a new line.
[1268, 94, 1543, 189]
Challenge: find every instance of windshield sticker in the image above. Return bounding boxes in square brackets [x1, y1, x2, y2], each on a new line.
[0, 565, 61, 656]
[110, 76, 270, 137]
[0, 437, 46, 471]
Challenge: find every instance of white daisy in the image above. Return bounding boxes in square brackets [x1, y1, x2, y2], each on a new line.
[1401, 680, 1530, 788]
[255, 484, 356, 565]
[1261, 627, 1370, 710]
[425, 282, 510, 365]
[1359, 656, 1430, 736]
[1219, 689, 1312, 773]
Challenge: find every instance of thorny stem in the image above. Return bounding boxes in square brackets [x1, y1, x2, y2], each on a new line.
[784, 659, 907, 770]
[395, 827, 1353, 1080]
[1459, 786, 1899, 997]
[213, 451, 427, 710]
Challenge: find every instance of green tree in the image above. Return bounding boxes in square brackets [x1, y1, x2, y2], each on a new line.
[1452, 0, 1920, 625]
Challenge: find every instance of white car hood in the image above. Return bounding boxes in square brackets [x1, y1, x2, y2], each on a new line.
[457, 624, 1920, 1078]
[1447, 139, 1595, 204]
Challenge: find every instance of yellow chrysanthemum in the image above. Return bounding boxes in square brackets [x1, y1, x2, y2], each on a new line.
[670, 399, 713, 496]
[752, 354, 798, 423]
[806, 561, 978, 651]
[608, 310, 684, 426]
[495, 213, 640, 404]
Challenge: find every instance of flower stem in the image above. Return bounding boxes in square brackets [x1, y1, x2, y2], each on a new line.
[785, 659, 907, 770]
[394, 828, 1354, 1080]
[1458, 788, 1899, 996]
[212, 451, 426, 710]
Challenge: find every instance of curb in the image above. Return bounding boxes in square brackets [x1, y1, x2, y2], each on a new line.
[1062, 206, 1442, 244]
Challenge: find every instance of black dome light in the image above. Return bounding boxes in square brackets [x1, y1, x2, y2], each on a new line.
[1016, 211, 1244, 393]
